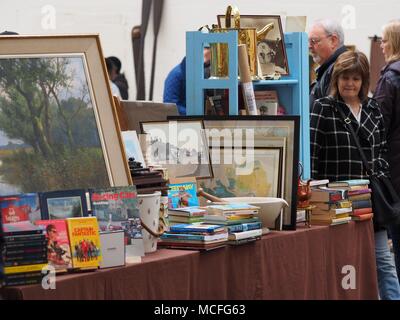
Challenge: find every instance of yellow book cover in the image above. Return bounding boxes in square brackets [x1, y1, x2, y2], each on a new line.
[4, 263, 48, 275]
[66, 217, 102, 269]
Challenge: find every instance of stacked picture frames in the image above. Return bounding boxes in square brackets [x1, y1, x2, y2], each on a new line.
[141, 115, 300, 230]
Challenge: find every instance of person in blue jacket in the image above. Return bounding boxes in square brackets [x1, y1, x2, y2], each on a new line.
[163, 47, 210, 115]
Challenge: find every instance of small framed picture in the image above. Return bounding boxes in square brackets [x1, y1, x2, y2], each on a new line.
[140, 119, 213, 180]
[39, 189, 89, 220]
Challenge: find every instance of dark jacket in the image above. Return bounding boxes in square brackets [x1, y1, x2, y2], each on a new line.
[373, 60, 400, 194]
[163, 58, 186, 115]
[113, 73, 129, 100]
[310, 96, 389, 231]
[310, 96, 389, 181]
[309, 46, 347, 109]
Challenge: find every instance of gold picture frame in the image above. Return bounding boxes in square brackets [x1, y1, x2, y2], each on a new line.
[0, 34, 132, 194]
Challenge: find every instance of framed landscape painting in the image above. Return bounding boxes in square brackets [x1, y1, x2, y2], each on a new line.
[202, 147, 283, 198]
[0, 35, 132, 195]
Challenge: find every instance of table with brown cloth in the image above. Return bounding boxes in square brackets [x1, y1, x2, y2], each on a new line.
[1, 220, 378, 300]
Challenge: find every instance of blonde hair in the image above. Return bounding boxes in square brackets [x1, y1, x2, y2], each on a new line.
[330, 51, 370, 101]
[383, 20, 400, 62]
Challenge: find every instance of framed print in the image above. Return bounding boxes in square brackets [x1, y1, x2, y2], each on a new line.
[169, 115, 300, 230]
[0, 35, 132, 195]
[39, 189, 89, 220]
[218, 15, 289, 78]
[140, 120, 213, 179]
[121, 130, 147, 167]
[201, 147, 283, 198]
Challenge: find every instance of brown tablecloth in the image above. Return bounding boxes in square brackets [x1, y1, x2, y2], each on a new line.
[1, 221, 378, 300]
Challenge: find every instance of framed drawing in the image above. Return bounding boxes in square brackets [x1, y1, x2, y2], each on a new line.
[217, 15, 289, 78]
[169, 115, 300, 230]
[140, 120, 213, 179]
[0, 35, 132, 195]
[39, 189, 89, 220]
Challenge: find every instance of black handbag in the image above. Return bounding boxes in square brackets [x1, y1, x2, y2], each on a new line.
[336, 104, 400, 226]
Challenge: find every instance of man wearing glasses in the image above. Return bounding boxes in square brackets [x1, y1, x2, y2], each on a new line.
[309, 19, 347, 108]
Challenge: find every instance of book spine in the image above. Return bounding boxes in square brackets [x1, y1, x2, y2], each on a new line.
[169, 227, 217, 234]
[4, 234, 46, 242]
[351, 199, 372, 209]
[348, 193, 371, 201]
[3, 276, 43, 287]
[3, 229, 44, 237]
[4, 263, 48, 275]
[227, 222, 262, 233]
[352, 207, 373, 216]
[4, 246, 47, 256]
[4, 239, 48, 249]
[4, 257, 48, 267]
[3, 271, 43, 280]
[228, 229, 262, 240]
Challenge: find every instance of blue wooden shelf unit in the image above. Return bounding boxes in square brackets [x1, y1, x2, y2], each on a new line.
[185, 31, 310, 178]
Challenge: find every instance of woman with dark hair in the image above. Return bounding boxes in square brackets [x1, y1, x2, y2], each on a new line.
[373, 20, 400, 285]
[310, 50, 400, 299]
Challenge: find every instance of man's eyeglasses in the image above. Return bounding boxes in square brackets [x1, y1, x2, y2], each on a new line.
[309, 34, 332, 46]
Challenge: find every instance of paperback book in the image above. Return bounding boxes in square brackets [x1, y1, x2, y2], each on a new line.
[35, 219, 72, 271]
[66, 217, 102, 269]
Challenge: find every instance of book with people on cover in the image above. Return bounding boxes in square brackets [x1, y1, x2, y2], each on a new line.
[35, 219, 72, 272]
[66, 217, 102, 269]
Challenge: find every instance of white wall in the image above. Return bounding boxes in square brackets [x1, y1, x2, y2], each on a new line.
[2, 0, 399, 102]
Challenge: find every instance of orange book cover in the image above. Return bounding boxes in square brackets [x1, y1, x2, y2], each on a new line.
[66, 217, 102, 269]
[352, 207, 373, 216]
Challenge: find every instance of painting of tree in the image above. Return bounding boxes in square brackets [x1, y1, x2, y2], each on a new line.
[0, 55, 110, 194]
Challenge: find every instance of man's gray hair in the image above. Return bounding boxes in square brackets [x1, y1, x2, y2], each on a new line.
[312, 19, 345, 46]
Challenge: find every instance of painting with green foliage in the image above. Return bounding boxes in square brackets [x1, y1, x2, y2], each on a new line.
[0, 55, 110, 195]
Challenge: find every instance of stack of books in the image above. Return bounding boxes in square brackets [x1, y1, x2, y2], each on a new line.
[309, 184, 352, 226]
[168, 207, 206, 225]
[2, 221, 48, 287]
[129, 158, 168, 195]
[328, 180, 372, 221]
[158, 223, 228, 250]
[203, 203, 262, 244]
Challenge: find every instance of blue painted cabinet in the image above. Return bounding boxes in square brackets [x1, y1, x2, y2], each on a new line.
[186, 31, 310, 178]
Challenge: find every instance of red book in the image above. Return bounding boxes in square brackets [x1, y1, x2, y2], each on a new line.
[352, 213, 373, 221]
[35, 219, 72, 271]
[352, 207, 373, 216]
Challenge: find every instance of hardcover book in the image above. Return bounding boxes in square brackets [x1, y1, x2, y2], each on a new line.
[254, 90, 278, 115]
[168, 206, 206, 217]
[39, 189, 89, 220]
[0, 193, 41, 224]
[66, 217, 102, 269]
[35, 219, 72, 271]
[90, 186, 143, 247]
[169, 223, 225, 234]
[168, 178, 199, 209]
